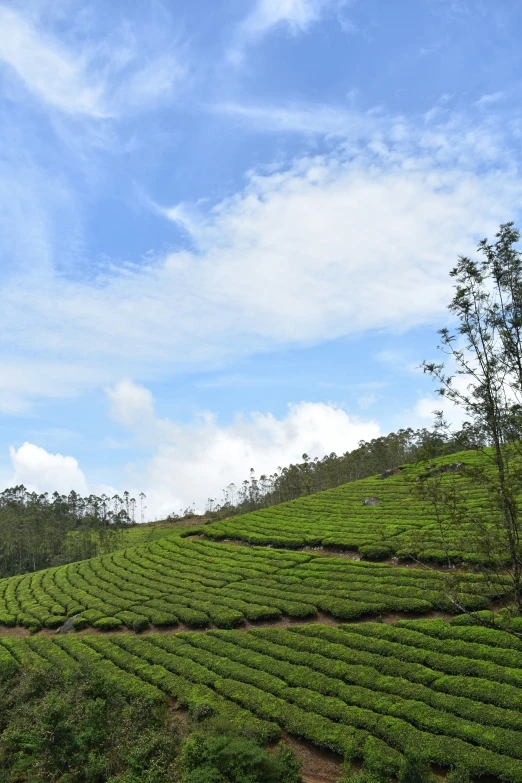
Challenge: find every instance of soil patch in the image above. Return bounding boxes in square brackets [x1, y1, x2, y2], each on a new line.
[270, 731, 345, 783]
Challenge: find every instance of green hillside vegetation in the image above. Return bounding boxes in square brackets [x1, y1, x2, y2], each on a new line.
[3, 445, 522, 779]
[0, 426, 460, 582]
[3, 620, 522, 779]
[196, 447, 500, 564]
[0, 449, 507, 634]
[202, 426, 466, 519]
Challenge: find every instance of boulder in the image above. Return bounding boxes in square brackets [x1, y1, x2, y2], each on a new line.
[379, 468, 401, 480]
[56, 614, 79, 634]
[363, 496, 380, 506]
[427, 462, 464, 478]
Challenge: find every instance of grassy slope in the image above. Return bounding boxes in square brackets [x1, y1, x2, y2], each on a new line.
[2, 448, 522, 779]
[198, 447, 493, 562]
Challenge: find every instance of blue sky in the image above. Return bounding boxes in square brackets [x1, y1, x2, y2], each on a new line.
[1, 0, 522, 517]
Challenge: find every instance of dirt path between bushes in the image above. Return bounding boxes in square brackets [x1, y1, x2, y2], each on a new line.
[0, 607, 453, 638]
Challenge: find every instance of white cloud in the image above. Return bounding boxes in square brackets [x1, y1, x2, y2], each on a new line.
[474, 92, 505, 109]
[241, 0, 326, 37]
[213, 101, 379, 136]
[107, 380, 380, 517]
[412, 393, 468, 430]
[0, 5, 186, 118]
[1, 382, 381, 517]
[0, 6, 106, 117]
[1, 111, 522, 409]
[9, 442, 89, 496]
[229, 0, 354, 63]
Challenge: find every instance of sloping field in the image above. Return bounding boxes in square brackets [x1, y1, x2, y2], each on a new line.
[0, 535, 500, 633]
[3, 620, 522, 780]
[1, 451, 521, 780]
[199, 449, 492, 562]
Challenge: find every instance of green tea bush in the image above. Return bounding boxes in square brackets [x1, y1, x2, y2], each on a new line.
[446, 767, 470, 783]
[188, 686, 217, 721]
[0, 612, 16, 627]
[72, 615, 89, 630]
[362, 736, 403, 778]
[210, 608, 244, 628]
[397, 749, 436, 783]
[92, 616, 123, 631]
[358, 544, 393, 561]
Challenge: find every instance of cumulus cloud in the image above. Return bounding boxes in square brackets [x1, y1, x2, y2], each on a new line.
[1, 382, 379, 518]
[9, 442, 89, 495]
[107, 380, 380, 517]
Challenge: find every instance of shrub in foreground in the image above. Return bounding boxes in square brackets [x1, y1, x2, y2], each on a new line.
[0, 664, 181, 782]
[180, 732, 302, 783]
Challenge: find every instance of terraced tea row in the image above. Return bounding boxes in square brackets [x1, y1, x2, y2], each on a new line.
[0, 535, 500, 632]
[2, 619, 522, 780]
[199, 450, 499, 562]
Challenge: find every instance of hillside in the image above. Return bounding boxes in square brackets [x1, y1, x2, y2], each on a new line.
[2, 449, 522, 781]
[198, 448, 492, 563]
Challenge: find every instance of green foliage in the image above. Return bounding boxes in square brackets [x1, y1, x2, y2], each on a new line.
[207, 427, 465, 519]
[0, 515, 498, 636]
[362, 736, 402, 779]
[397, 749, 435, 783]
[180, 733, 302, 783]
[3, 613, 522, 778]
[358, 544, 393, 561]
[72, 615, 89, 630]
[342, 773, 383, 783]
[188, 686, 216, 721]
[93, 616, 123, 630]
[446, 767, 470, 783]
[0, 486, 137, 579]
[0, 664, 181, 783]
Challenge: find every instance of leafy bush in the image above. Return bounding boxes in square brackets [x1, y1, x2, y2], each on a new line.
[180, 733, 302, 783]
[362, 736, 402, 779]
[188, 686, 217, 721]
[446, 767, 470, 783]
[43, 615, 67, 629]
[0, 612, 16, 627]
[92, 616, 123, 631]
[211, 608, 244, 629]
[359, 544, 393, 561]
[397, 749, 436, 783]
[72, 615, 89, 630]
[0, 664, 181, 782]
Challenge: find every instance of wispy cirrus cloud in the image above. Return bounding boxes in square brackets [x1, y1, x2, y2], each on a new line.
[0, 4, 187, 119]
[0, 6, 106, 117]
[1, 109, 521, 412]
[228, 0, 356, 63]
[241, 0, 330, 37]
[212, 100, 381, 136]
[474, 91, 505, 109]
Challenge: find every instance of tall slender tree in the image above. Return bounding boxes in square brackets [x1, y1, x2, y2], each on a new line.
[423, 222, 522, 617]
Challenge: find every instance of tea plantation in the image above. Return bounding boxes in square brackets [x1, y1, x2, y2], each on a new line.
[199, 448, 494, 563]
[3, 620, 522, 779]
[2, 450, 522, 780]
[0, 535, 500, 632]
